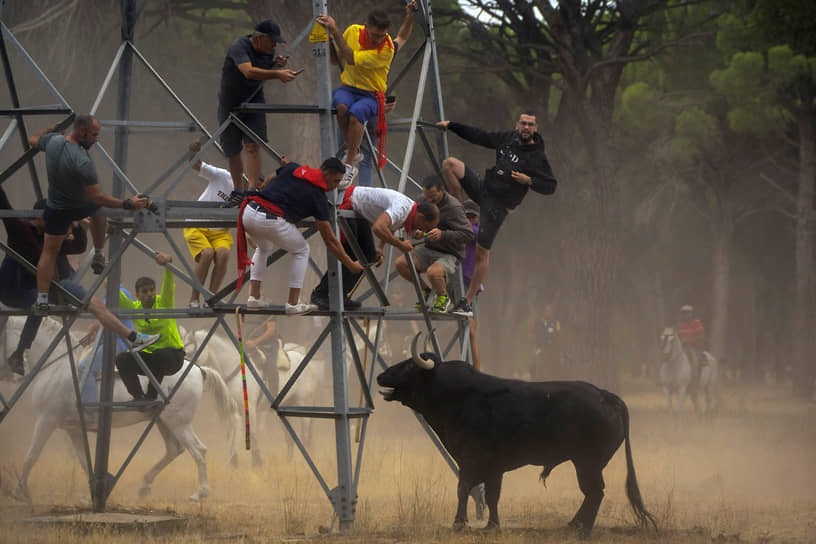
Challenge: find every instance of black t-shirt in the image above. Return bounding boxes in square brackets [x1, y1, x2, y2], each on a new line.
[218, 36, 278, 110]
[259, 163, 330, 224]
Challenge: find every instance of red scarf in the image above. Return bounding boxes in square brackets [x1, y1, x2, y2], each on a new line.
[358, 27, 392, 54]
[337, 186, 357, 244]
[235, 195, 284, 290]
[374, 93, 387, 170]
[294, 165, 326, 190]
[357, 28, 391, 170]
[339, 186, 356, 210]
[403, 203, 419, 236]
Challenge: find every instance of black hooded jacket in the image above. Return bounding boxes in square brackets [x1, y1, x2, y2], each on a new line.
[448, 122, 557, 209]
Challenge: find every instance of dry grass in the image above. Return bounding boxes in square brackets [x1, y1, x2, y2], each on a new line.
[0, 379, 814, 543]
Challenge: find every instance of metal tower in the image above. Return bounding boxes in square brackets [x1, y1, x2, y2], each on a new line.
[0, 0, 471, 531]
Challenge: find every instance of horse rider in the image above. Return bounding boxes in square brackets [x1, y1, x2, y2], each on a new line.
[676, 305, 706, 389]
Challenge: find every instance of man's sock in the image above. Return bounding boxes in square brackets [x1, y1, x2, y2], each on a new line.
[37, 292, 49, 305]
[94, 248, 104, 257]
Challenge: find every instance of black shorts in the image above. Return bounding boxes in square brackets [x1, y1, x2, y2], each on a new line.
[43, 204, 99, 235]
[460, 166, 508, 250]
[217, 102, 268, 158]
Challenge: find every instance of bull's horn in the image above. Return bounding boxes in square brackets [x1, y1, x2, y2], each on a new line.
[411, 332, 435, 370]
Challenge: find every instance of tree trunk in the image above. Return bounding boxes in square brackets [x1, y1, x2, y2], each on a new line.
[567, 110, 621, 390]
[792, 113, 815, 398]
[709, 224, 730, 363]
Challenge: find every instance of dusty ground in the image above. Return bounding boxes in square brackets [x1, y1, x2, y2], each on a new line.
[0, 378, 814, 543]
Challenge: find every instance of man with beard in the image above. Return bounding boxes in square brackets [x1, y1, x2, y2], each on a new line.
[394, 175, 472, 313]
[436, 112, 558, 316]
[29, 114, 149, 311]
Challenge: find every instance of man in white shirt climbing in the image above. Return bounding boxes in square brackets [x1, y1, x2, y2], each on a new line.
[184, 140, 235, 308]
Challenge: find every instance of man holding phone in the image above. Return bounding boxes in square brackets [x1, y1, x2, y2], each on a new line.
[218, 20, 299, 192]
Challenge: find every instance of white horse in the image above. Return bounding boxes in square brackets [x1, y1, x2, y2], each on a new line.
[183, 325, 385, 464]
[3, 316, 235, 502]
[182, 329, 327, 465]
[658, 327, 719, 417]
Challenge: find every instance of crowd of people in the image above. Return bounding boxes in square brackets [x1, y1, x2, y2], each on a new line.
[0, 7, 561, 402]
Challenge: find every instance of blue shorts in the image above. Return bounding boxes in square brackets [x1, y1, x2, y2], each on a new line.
[56, 277, 87, 304]
[332, 86, 378, 124]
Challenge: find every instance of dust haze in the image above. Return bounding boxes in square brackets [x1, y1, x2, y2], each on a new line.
[1, 2, 815, 543]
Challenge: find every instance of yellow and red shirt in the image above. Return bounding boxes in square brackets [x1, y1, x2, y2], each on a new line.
[340, 24, 394, 93]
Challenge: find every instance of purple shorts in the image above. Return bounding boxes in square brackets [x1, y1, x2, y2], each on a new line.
[332, 86, 378, 124]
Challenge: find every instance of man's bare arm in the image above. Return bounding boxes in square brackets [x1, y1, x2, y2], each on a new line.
[84, 184, 148, 210]
[372, 213, 412, 252]
[237, 62, 297, 82]
[317, 15, 355, 65]
[27, 120, 68, 149]
[394, 1, 418, 50]
[316, 220, 364, 273]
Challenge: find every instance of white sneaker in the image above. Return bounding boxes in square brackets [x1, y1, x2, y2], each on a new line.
[343, 151, 364, 166]
[247, 296, 269, 309]
[130, 333, 161, 352]
[285, 302, 318, 315]
[337, 163, 357, 190]
[189, 301, 200, 309]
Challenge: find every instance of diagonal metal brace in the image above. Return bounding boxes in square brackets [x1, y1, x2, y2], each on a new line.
[337, 215, 389, 307]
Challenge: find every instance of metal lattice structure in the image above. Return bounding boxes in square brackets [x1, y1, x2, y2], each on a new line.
[0, 0, 473, 531]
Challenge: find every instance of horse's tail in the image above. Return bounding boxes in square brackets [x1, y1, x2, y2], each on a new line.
[199, 366, 238, 423]
[606, 391, 658, 532]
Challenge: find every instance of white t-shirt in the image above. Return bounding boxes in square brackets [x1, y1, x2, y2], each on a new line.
[350, 187, 414, 230]
[197, 162, 232, 203]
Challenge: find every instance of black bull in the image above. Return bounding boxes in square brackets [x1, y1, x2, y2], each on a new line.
[376, 335, 657, 536]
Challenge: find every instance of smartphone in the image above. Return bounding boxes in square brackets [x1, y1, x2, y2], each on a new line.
[385, 95, 396, 104]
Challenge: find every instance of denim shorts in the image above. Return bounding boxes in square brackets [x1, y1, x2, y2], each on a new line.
[332, 86, 378, 124]
[55, 277, 87, 304]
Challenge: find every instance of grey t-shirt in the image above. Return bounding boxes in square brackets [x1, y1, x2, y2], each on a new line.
[39, 133, 98, 209]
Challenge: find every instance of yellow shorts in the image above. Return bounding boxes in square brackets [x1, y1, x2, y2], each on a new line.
[183, 228, 233, 259]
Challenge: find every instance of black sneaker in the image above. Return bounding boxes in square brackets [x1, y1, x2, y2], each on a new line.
[448, 299, 473, 317]
[91, 252, 106, 274]
[8, 350, 24, 376]
[310, 293, 361, 311]
[413, 287, 432, 309]
[310, 292, 330, 310]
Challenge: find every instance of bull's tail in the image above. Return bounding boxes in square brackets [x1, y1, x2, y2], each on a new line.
[608, 391, 658, 532]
